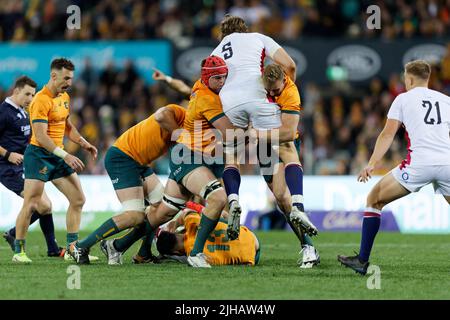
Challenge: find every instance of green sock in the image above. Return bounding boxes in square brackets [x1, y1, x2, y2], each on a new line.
[66, 233, 78, 249]
[14, 239, 26, 254]
[77, 218, 120, 249]
[114, 223, 146, 252]
[302, 234, 314, 246]
[136, 220, 155, 257]
[190, 214, 219, 256]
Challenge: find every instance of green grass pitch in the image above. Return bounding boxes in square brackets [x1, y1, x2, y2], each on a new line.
[1, 231, 449, 300]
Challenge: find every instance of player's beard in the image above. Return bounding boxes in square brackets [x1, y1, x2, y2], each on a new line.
[60, 86, 72, 93]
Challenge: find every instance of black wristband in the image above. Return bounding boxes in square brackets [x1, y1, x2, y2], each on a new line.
[4, 151, 11, 161]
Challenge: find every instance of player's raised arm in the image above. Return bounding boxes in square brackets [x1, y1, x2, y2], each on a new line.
[272, 47, 296, 82]
[65, 116, 98, 160]
[152, 67, 191, 98]
[358, 118, 401, 183]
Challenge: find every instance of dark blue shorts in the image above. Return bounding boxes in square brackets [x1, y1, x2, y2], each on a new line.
[0, 164, 24, 196]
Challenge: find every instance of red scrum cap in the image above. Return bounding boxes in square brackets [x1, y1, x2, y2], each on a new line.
[201, 55, 228, 87]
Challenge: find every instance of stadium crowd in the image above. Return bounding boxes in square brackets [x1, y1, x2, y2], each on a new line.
[1, 0, 450, 176]
[1, 49, 449, 176]
[1, 0, 449, 42]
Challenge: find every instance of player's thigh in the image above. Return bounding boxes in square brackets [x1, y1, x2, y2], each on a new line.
[431, 165, 450, 199]
[367, 172, 410, 208]
[23, 179, 46, 203]
[36, 190, 52, 214]
[278, 141, 300, 164]
[182, 166, 222, 199]
[143, 173, 164, 206]
[52, 172, 86, 206]
[280, 112, 300, 141]
[151, 179, 190, 225]
[249, 101, 281, 130]
[224, 105, 250, 129]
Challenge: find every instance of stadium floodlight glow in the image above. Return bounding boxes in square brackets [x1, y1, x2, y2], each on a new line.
[326, 66, 348, 81]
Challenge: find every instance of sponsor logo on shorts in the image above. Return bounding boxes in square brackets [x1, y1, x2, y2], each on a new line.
[111, 178, 119, 184]
[173, 167, 182, 176]
[39, 166, 48, 175]
[402, 172, 409, 181]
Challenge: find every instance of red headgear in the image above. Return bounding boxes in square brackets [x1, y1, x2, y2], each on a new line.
[201, 55, 228, 87]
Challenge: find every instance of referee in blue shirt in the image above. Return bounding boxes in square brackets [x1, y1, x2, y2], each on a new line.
[1, 76, 63, 257]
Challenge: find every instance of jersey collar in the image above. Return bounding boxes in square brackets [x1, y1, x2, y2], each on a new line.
[5, 97, 22, 110]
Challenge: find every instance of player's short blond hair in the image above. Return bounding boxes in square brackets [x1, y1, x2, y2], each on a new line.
[220, 15, 248, 39]
[263, 64, 285, 85]
[405, 60, 431, 81]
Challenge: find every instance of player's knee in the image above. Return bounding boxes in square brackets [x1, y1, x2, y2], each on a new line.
[205, 189, 227, 212]
[366, 192, 384, 210]
[38, 198, 52, 214]
[70, 193, 86, 210]
[27, 199, 40, 213]
[200, 180, 225, 208]
[128, 211, 145, 226]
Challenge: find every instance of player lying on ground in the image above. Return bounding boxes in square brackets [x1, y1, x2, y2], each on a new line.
[1, 76, 63, 257]
[211, 15, 317, 240]
[155, 208, 260, 266]
[100, 56, 235, 268]
[13, 58, 98, 263]
[68, 104, 186, 264]
[338, 60, 450, 275]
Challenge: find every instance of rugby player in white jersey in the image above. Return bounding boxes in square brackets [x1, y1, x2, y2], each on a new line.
[211, 15, 317, 240]
[338, 60, 450, 275]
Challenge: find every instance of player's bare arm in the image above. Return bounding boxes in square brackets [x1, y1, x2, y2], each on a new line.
[154, 106, 182, 136]
[358, 119, 401, 183]
[272, 48, 296, 82]
[65, 116, 98, 160]
[152, 67, 191, 98]
[0, 145, 23, 165]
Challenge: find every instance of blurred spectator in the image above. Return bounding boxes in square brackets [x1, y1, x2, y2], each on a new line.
[1, 0, 450, 41]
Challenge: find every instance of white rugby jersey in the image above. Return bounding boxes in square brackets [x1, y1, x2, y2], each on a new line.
[211, 32, 281, 109]
[387, 87, 450, 166]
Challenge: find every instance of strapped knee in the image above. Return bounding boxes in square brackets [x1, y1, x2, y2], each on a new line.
[200, 180, 223, 200]
[146, 182, 164, 205]
[162, 194, 186, 211]
[121, 199, 145, 213]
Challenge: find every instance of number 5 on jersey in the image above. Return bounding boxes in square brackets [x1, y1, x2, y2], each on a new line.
[222, 42, 233, 59]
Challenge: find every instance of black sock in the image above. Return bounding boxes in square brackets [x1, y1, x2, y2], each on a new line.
[39, 213, 60, 253]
